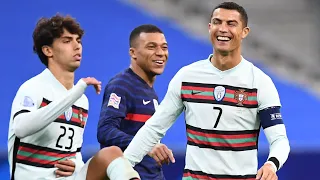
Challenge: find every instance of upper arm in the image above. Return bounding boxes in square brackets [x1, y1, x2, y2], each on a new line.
[166, 70, 185, 109]
[11, 82, 41, 120]
[144, 69, 185, 132]
[257, 76, 281, 111]
[157, 68, 185, 113]
[257, 75, 283, 129]
[99, 81, 129, 124]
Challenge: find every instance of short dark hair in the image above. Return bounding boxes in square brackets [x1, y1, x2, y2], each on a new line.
[210, 2, 248, 27]
[129, 24, 163, 47]
[32, 14, 84, 67]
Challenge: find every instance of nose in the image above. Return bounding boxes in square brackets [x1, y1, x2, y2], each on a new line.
[155, 47, 165, 56]
[74, 40, 81, 50]
[218, 23, 228, 33]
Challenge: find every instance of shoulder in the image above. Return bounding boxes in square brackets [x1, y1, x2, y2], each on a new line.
[244, 60, 273, 82]
[16, 71, 46, 96]
[106, 70, 133, 87]
[102, 70, 134, 100]
[183, 59, 208, 71]
[11, 71, 46, 110]
[176, 59, 209, 77]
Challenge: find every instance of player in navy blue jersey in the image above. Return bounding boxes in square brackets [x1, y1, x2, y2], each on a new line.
[97, 24, 175, 180]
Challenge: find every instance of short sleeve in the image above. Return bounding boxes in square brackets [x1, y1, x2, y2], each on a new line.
[257, 76, 281, 111]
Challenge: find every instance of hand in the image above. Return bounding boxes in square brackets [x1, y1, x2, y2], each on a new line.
[148, 143, 175, 166]
[82, 77, 102, 94]
[256, 163, 278, 180]
[54, 159, 76, 178]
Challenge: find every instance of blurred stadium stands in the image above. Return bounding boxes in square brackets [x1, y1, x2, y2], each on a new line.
[127, 0, 320, 94]
[0, 0, 319, 179]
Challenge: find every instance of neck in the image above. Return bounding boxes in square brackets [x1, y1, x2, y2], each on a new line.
[211, 47, 242, 71]
[130, 61, 155, 87]
[48, 63, 74, 90]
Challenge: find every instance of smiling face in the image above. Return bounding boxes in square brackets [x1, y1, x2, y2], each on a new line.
[130, 32, 168, 76]
[209, 8, 249, 55]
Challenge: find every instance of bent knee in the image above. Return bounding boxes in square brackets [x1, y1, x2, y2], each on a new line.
[97, 146, 123, 162]
[101, 146, 123, 156]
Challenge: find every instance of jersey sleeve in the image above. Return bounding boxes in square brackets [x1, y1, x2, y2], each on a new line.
[11, 82, 41, 118]
[12, 79, 87, 138]
[257, 76, 283, 129]
[257, 75, 290, 171]
[97, 81, 134, 151]
[124, 68, 185, 166]
[257, 76, 281, 111]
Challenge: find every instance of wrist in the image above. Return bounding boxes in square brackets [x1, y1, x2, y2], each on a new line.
[264, 161, 277, 172]
[78, 79, 88, 89]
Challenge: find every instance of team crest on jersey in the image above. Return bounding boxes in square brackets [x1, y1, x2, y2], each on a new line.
[79, 108, 86, 127]
[78, 108, 83, 122]
[234, 89, 248, 106]
[108, 93, 121, 109]
[213, 86, 226, 101]
[65, 107, 73, 121]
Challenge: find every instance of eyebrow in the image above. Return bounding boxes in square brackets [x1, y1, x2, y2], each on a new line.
[61, 36, 80, 40]
[212, 18, 238, 24]
[146, 42, 168, 46]
[227, 20, 238, 24]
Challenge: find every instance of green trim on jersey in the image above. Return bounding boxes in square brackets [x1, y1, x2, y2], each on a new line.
[40, 98, 88, 128]
[16, 142, 77, 168]
[186, 124, 259, 151]
[181, 82, 258, 108]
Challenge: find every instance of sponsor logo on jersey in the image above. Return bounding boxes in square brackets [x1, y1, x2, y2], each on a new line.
[213, 86, 225, 101]
[143, 100, 151, 105]
[65, 107, 73, 121]
[191, 90, 202, 95]
[108, 93, 121, 109]
[234, 89, 248, 106]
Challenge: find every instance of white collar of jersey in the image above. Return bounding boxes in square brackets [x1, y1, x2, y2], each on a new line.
[42, 68, 74, 92]
[207, 54, 246, 75]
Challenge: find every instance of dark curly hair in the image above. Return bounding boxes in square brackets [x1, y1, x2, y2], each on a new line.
[32, 14, 84, 67]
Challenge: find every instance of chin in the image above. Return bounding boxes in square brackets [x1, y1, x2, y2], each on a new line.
[214, 47, 231, 55]
[68, 65, 80, 72]
[151, 69, 165, 76]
